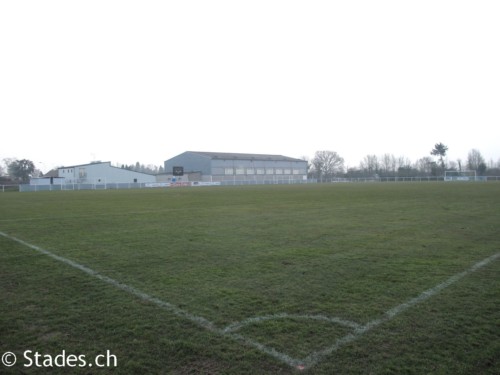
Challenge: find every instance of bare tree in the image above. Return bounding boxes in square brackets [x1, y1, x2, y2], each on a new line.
[312, 151, 345, 181]
[360, 155, 379, 175]
[381, 154, 397, 174]
[397, 156, 412, 171]
[414, 157, 433, 175]
[467, 149, 486, 173]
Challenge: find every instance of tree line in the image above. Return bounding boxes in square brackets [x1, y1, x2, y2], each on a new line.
[2, 144, 499, 183]
[119, 162, 164, 175]
[307, 144, 500, 181]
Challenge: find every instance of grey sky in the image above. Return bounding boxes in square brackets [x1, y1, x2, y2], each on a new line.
[1, 1, 499, 172]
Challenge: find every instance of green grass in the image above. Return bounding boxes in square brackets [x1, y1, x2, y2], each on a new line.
[1, 183, 499, 374]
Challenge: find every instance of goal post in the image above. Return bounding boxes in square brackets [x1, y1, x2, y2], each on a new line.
[444, 170, 477, 181]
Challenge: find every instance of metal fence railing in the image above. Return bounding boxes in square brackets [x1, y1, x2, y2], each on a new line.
[315, 176, 500, 183]
[8, 175, 500, 192]
[18, 182, 158, 192]
[1, 184, 20, 192]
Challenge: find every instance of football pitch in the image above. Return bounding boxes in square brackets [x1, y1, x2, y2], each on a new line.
[1, 183, 499, 374]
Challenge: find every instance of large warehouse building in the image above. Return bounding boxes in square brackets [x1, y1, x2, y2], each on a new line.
[164, 151, 308, 184]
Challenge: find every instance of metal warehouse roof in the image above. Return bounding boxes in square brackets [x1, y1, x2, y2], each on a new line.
[187, 151, 305, 162]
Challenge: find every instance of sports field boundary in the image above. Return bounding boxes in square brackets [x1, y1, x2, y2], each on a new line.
[1, 230, 498, 370]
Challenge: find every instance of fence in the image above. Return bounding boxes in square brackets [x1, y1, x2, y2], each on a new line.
[221, 175, 500, 185]
[319, 176, 498, 183]
[1, 184, 20, 192]
[7, 175, 500, 192]
[18, 182, 160, 192]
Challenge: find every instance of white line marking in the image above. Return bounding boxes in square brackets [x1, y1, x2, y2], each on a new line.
[301, 252, 500, 369]
[226, 332, 303, 368]
[223, 313, 361, 333]
[0, 231, 302, 368]
[0, 231, 216, 329]
[1, 230, 498, 371]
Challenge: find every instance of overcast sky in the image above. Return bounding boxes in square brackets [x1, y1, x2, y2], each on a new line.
[1, 1, 499, 172]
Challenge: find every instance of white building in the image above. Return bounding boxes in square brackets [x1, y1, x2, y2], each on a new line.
[58, 162, 156, 184]
[30, 176, 65, 186]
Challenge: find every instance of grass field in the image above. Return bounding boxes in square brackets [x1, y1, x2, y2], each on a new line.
[1, 182, 499, 374]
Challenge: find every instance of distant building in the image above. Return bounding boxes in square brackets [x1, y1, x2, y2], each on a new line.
[29, 169, 65, 186]
[57, 162, 156, 184]
[30, 176, 65, 186]
[164, 151, 308, 183]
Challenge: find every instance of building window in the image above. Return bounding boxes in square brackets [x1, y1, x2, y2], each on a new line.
[284, 169, 291, 175]
[225, 168, 234, 175]
[275, 168, 283, 175]
[256, 168, 265, 175]
[293, 169, 300, 174]
[246, 168, 255, 175]
[235, 168, 245, 175]
[266, 168, 274, 175]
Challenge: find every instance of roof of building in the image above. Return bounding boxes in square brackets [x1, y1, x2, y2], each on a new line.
[57, 161, 155, 176]
[57, 161, 111, 169]
[42, 169, 59, 178]
[185, 151, 305, 162]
